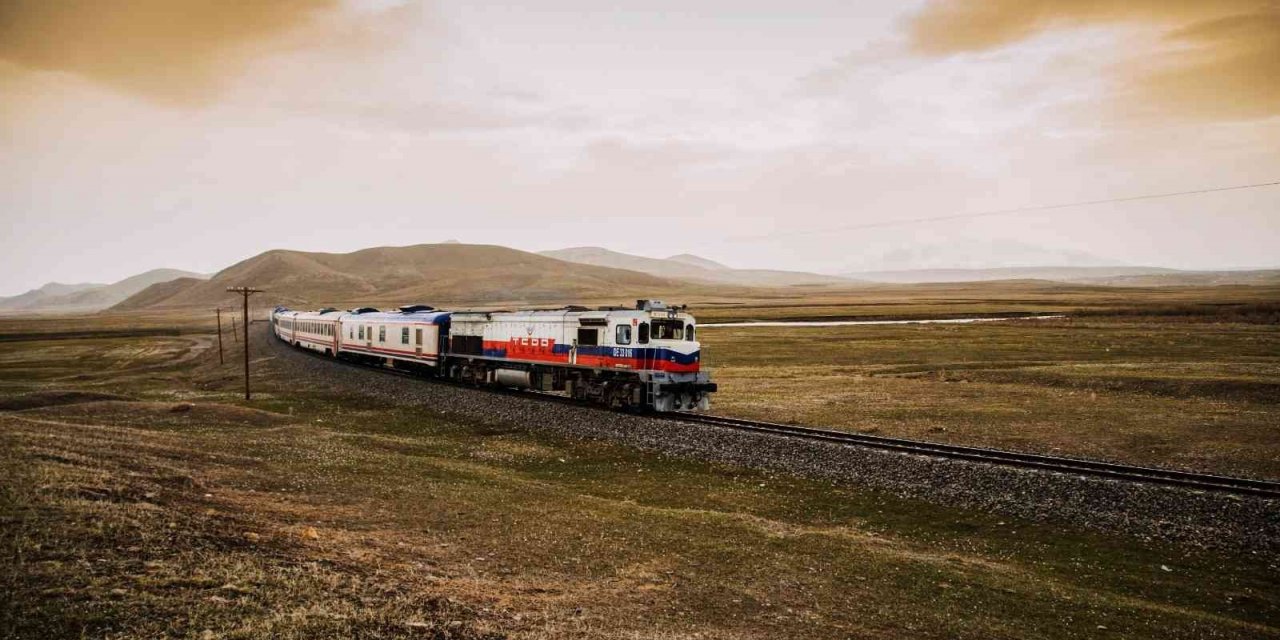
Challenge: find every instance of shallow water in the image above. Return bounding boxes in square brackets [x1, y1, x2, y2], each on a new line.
[698, 315, 1066, 328]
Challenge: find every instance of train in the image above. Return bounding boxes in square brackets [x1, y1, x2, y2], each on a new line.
[270, 299, 716, 411]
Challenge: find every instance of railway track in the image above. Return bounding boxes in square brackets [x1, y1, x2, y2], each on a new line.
[672, 412, 1280, 499]
[272, 330, 1280, 499]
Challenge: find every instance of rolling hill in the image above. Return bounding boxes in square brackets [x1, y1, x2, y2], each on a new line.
[114, 244, 719, 310]
[0, 269, 207, 314]
[0, 282, 104, 312]
[539, 247, 855, 287]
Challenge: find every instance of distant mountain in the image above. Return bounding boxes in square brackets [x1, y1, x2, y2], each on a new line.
[0, 282, 104, 311]
[114, 244, 714, 310]
[847, 266, 1280, 286]
[0, 269, 207, 314]
[540, 246, 854, 287]
[841, 239, 1119, 274]
[665, 253, 730, 271]
[848, 266, 1181, 284]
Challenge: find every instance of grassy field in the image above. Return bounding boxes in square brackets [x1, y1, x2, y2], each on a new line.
[687, 283, 1280, 323]
[703, 316, 1280, 479]
[1, 309, 1278, 637]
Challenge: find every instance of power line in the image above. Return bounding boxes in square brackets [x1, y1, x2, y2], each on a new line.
[740, 179, 1280, 239]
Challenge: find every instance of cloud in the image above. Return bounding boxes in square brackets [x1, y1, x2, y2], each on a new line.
[907, 0, 1280, 121]
[0, 0, 343, 104]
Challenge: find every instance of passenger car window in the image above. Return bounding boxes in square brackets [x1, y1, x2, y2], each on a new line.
[616, 324, 632, 345]
[402, 327, 410, 344]
[379, 326, 386, 342]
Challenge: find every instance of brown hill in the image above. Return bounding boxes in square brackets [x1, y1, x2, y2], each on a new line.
[539, 246, 856, 287]
[113, 244, 719, 310]
[0, 269, 210, 315]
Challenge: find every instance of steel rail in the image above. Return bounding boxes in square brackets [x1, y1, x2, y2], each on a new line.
[269, 327, 1280, 499]
[671, 412, 1280, 498]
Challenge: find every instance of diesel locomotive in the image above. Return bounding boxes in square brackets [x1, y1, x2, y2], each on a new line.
[271, 300, 716, 411]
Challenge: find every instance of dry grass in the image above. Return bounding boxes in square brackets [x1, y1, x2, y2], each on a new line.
[688, 282, 1280, 323]
[703, 317, 1280, 478]
[2, 296, 1279, 638]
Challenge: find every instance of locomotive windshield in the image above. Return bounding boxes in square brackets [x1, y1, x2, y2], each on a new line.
[651, 319, 685, 340]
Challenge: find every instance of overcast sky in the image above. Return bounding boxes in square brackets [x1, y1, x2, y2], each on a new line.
[2, 0, 1278, 294]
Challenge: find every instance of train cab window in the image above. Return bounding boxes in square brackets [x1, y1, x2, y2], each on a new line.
[616, 324, 632, 345]
[577, 328, 598, 346]
[651, 319, 683, 340]
[686, 324, 694, 341]
[379, 326, 386, 342]
[401, 327, 410, 344]
[637, 322, 649, 344]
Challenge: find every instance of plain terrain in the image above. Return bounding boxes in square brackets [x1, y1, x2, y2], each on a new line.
[1, 292, 1279, 638]
[704, 315, 1280, 478]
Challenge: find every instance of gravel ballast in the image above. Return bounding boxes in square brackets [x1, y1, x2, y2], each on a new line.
[265, 330, 1280, 558]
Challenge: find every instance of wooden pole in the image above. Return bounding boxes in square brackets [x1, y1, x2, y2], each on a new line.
[242, 295, 249, 398]
[226, 287, 263, 400]
[230, 315, 239, 343]
[216, 308, 224, 365]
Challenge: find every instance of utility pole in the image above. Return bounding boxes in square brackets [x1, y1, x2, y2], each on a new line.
[231, 315, 238, 343]
[227, 287, 263, 400]
[215, 308, 225, 365]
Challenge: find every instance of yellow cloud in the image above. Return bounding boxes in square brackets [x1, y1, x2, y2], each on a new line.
[908, 0, 1280, 121]
[0, 0, 340, 104]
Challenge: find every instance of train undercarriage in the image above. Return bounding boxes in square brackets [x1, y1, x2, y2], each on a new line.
[441, 357, 715, 412]
[341, 350, 714, 411]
